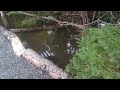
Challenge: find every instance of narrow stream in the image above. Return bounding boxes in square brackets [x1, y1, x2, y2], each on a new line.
[16, 27, 79, 69]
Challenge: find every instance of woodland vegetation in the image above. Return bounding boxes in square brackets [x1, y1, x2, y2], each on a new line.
[0, 11, 120, 79]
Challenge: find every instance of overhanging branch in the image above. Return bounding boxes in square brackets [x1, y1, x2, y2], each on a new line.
[10, 11, 110, 29]
[17, 12, 85, 29]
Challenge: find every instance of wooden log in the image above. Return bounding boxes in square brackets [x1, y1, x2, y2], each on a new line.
[10, 26, 57, 33]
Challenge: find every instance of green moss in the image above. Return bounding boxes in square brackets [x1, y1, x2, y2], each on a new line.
[66, 25, 120, 79]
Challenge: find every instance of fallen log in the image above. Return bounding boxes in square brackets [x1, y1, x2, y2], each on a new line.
[0, 25, 70, 79]
[10, 26, 57, 33]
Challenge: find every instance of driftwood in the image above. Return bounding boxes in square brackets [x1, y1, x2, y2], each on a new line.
[0, 25, 69, 79]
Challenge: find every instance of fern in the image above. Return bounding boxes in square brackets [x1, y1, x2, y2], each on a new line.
[6, 11, 24, 16]
[66, 25, 120, 79]
[20, 17, 38, 28]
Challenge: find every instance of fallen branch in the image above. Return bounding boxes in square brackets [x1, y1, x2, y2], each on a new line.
[10, 26, 57, 32]
[15, 12, 85, 29]
[13, 11, 110, 29]
[83, 11, 109, 26]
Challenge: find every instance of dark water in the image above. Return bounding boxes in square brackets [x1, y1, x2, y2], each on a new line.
[16, 27, 79, 69]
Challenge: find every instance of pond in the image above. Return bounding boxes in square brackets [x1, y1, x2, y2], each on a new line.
[16, 27, 80, 69]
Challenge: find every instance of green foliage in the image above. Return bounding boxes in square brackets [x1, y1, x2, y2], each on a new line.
[6, 11, 59, 28]
[36, 11, 61, 17]
[66, 25, 120, 79]
[6, 11, 24, 16]
[20, 17, 38, 28]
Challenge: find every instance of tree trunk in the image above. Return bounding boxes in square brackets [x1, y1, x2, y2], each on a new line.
[0, 11, 11, 29]
[81, 11, 89, 25]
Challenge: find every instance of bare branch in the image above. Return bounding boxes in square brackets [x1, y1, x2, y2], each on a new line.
[14, 11, 110, 29]
[92, 11, 96, 22]
[17, 11, 85, 29]
[82, 11, 109, 26]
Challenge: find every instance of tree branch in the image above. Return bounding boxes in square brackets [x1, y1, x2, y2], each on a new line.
[10, 11, 110, 30]
[83, 11, 109, 26]
[17, 12, 85, 29]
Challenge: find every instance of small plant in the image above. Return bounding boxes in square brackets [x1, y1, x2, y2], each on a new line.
[20, 17, 38, 28]
[66, 25, 120, 79]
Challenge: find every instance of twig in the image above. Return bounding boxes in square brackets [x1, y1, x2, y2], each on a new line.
[82, 11, 109, 26]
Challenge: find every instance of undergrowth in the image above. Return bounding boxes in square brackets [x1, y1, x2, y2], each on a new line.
[66, 25, 120, 79]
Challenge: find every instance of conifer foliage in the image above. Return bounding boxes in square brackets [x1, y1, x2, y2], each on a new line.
[66, 25, 120, 79]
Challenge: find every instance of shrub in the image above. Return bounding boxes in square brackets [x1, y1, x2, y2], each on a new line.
[20, 17, 38, 28]
[66, 25, 120, 79]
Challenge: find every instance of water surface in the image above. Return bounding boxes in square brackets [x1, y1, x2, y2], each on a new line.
[16, 27, 79, 69]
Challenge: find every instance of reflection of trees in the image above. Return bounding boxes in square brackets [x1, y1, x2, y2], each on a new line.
[44, 28, 80, 69]
[46, 28, 79, 58]
[17, 28, 79, 69]
[66, 39, 79, 55]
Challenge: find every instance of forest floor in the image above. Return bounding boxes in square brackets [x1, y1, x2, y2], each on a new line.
[0, 32, 52, 79]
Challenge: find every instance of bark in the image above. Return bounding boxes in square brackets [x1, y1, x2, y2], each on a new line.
[0, 25, 70, 79]
[81, 11, 89, 25]
[0, 11, 11, 29]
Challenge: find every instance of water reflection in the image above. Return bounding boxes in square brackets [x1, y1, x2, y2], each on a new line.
[16, 28, 79, 69]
